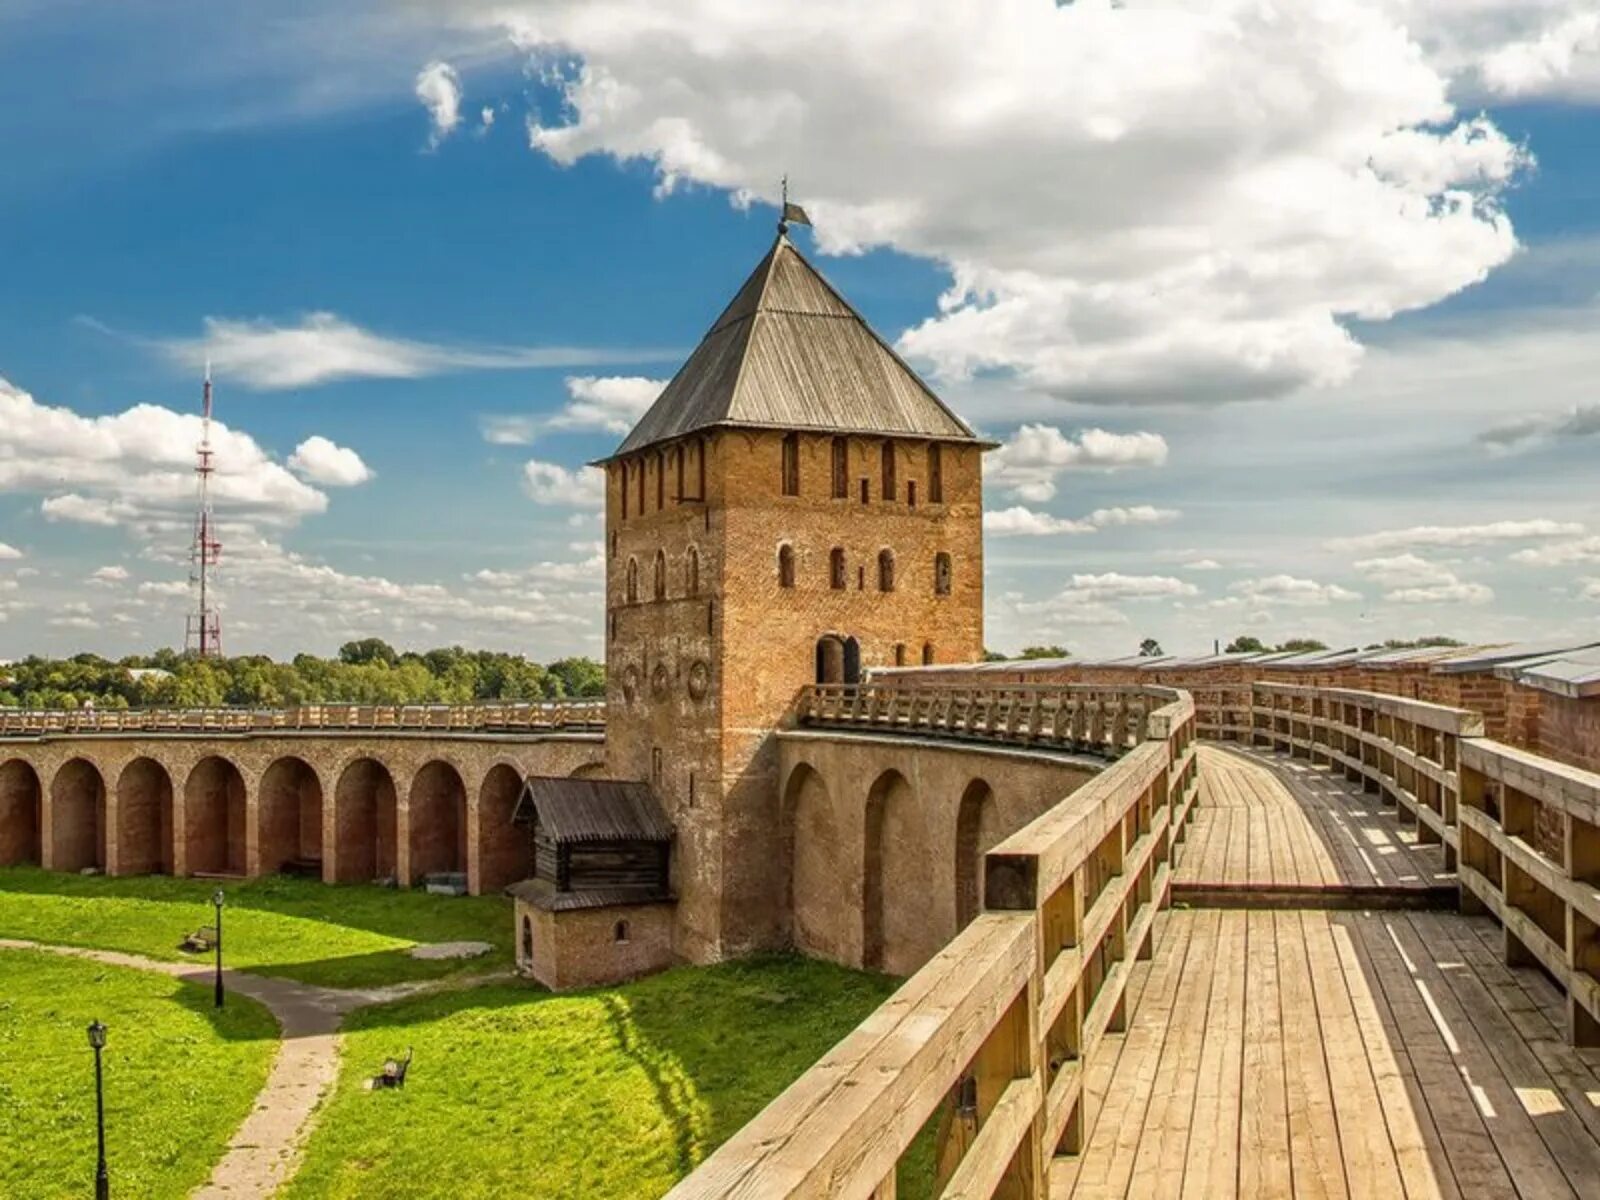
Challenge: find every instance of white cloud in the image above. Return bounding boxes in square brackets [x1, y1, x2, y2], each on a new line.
[90, 565, 130, 585]
[522, 459, 605, 508]
[1328, 519, 1584, 554]
[989, 424, 1168, 502]
[0, 378, 325, 529]
[1512, 536, 1600, 567]
[480, 105, 496, 131]
[984, 506, 1094, 537]
[1087, 505, 1180, 528]
[0, 544, 20, 560]
[288, 436, 375, 486]
[1230, 575, 1359, 607]
[1028, 573, 1199, 606]
[1478, 10, 1600, 99]
[1352, 554, 1493, 605]
[415, 60, 462, 147]
[1183, 559, 1222, 571]
[551, 375, 664, 434]
[138, 580, 190, 599]
[158, 313, 670, 391]
[1583, 578, 1600, 601]
[479, 415, 539, 446]
[455, 1, 1528, 405]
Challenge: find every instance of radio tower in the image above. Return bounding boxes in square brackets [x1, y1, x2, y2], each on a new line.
[184, 364, 223, 657]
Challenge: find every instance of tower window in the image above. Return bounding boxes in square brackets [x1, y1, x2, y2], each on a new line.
[778, 544, 796, 589]
[907, 481, 917, 508]
[895, 643, 906, 667]
[877, 549, 895, 592]
[882, 442, 896, 501]
[674, 445, 685, 501]
[923, 641, 936, 666]
[653, 550, 667, 600]
[831, 437, 849, 499]
[626, 557, 639, 605]
[636, 459, 645, 514]
[857, 566, 865, 590]
[687, 546, 701, 597]
[620, 464, 630, 520]
[929, 444, 944, 504]
[829, 547, 846, 590]
[935, 552, 953, 596]
[782, 433, 800, 496]
[695, 437, 707, 501]
[656, 452, 666, 510]
[859, 478, 869, 504]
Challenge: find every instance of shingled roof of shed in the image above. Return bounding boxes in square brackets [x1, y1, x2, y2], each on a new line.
[513, 777, 674, 844]
[600, 233, 984, 461]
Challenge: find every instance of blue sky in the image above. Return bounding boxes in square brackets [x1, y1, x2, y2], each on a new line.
[2, 1, 1599, 660]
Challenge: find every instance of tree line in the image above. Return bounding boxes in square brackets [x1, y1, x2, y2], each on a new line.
[0, 641, 605, 710]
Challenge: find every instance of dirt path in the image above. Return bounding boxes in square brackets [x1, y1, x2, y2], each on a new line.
[0, 938, 481, 1199]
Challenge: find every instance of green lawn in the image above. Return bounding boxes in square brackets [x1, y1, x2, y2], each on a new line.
[0, 868, 511, 989]
[0, 947, 278, 1200]
[286, 956, 936, 1200]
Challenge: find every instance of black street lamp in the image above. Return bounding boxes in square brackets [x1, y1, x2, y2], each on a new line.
[86, 1019, 109, 1200]
[212, 889, 225, 1010]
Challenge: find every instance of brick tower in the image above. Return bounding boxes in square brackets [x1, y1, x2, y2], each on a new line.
[598, 231, 990, 961]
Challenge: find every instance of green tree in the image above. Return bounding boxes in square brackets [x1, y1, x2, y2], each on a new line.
[1225, 635, 1266, 654]
[1139, 638, 1163, 657]
[338, 638, 399, 667]
[1275, 638, 1328, 653]
[1016, 645, 1069, 660]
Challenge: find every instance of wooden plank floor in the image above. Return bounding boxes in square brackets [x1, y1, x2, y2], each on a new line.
[1176, 744, 1452, 892]
[1053, 908, 1600, 1199]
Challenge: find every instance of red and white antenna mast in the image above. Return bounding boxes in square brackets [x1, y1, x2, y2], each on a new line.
[185, 363, 223, 657]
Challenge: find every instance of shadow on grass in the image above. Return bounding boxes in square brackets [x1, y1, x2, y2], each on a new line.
[165, 971, 282, 1045]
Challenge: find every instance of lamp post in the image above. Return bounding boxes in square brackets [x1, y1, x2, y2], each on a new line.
[212, 889, 225, 1010]
[87, 1019, 109, 1200]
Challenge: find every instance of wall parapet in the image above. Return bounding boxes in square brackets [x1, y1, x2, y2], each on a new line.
[668, 687, 1198, 1199]
[0, 701, 605, 740]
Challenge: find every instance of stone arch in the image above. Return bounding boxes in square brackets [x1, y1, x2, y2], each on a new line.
[954, 778, 999, 931]
[864, 768, 927, 975]
[115, 757, 173, 875]
[784, 762, 851, 962]
[258, 757, 324, 876]
[184, 756, 247, 876]
[479, 763, 529, 893]
[333, 758, 398, 883]
[0, 759, 42, 866]
[50, 758, 106, 872]
[409, 760, 467, 882]
[570, 761, 607, 779]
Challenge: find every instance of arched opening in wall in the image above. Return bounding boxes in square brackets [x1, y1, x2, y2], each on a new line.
[922, 642, 936, 666]
[653, 550, 667, 600]
[781, 432, 800, 496]
[521, 915, 534, 964]
[184, 757, 247, 876]
[844, 637, 862, 685]
[784, 763, 847, 960]
[50, 759, 106, 873]
[626, 558, 639, 604]
[864, 768, 927, 975]
[409, 761, 467, 882]
[816, 636, 845, 685]
[881, 440, 896, 501]
[687, 546, 700, 596]
[115, 758, 173, 875]
[479, 763, 529, 892]
[829, 547, 846, 590]
[333, 758, 398, 884]
[831, 436, 849, 499]
[877, 549, 895, 592]
[0, 759, 42, 866]
[934, 552, 952, 596]
[954, 779, 997, 931]
[259, 757, 323, 876]
[778, 544, 796, 589]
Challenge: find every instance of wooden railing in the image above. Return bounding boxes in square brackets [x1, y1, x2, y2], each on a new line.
[1251, 681, 1600, 1048]
[668, 689, 1198, 1199]
[0, 701, 605, 738]
[796, 682, 1185, 759]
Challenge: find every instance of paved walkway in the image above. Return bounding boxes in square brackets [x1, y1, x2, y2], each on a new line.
[0, 938, 471, 1199]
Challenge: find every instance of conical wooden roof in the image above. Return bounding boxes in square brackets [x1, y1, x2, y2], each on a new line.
[605, 235, 980, 460]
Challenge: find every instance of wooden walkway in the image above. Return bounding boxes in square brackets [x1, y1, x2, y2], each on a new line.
[1176, 744, 1453, 898]
[1055, 747, 1600, 1199]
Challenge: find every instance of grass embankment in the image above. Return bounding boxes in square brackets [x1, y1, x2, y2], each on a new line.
[0, 947, 277, 1199]
[0, 868, 511, 989]
[287, 955, 936, 1200]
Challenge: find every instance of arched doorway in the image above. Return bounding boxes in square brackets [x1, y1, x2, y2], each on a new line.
[954, 779, 998, 931]
[409, 761, 467, 882]
[478, 764, 529, 893]
[864, 768, 931, 975]
[784, 763, 854, 961]
[184, 757, 247, 876]
[815, 635, 863, 686]
[51, 759, 106, 872]
[115, 758, 173, 875]
[0, 759, 42, 866]
[259, 757, 323, 876]
[333, 758, 398, 884]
